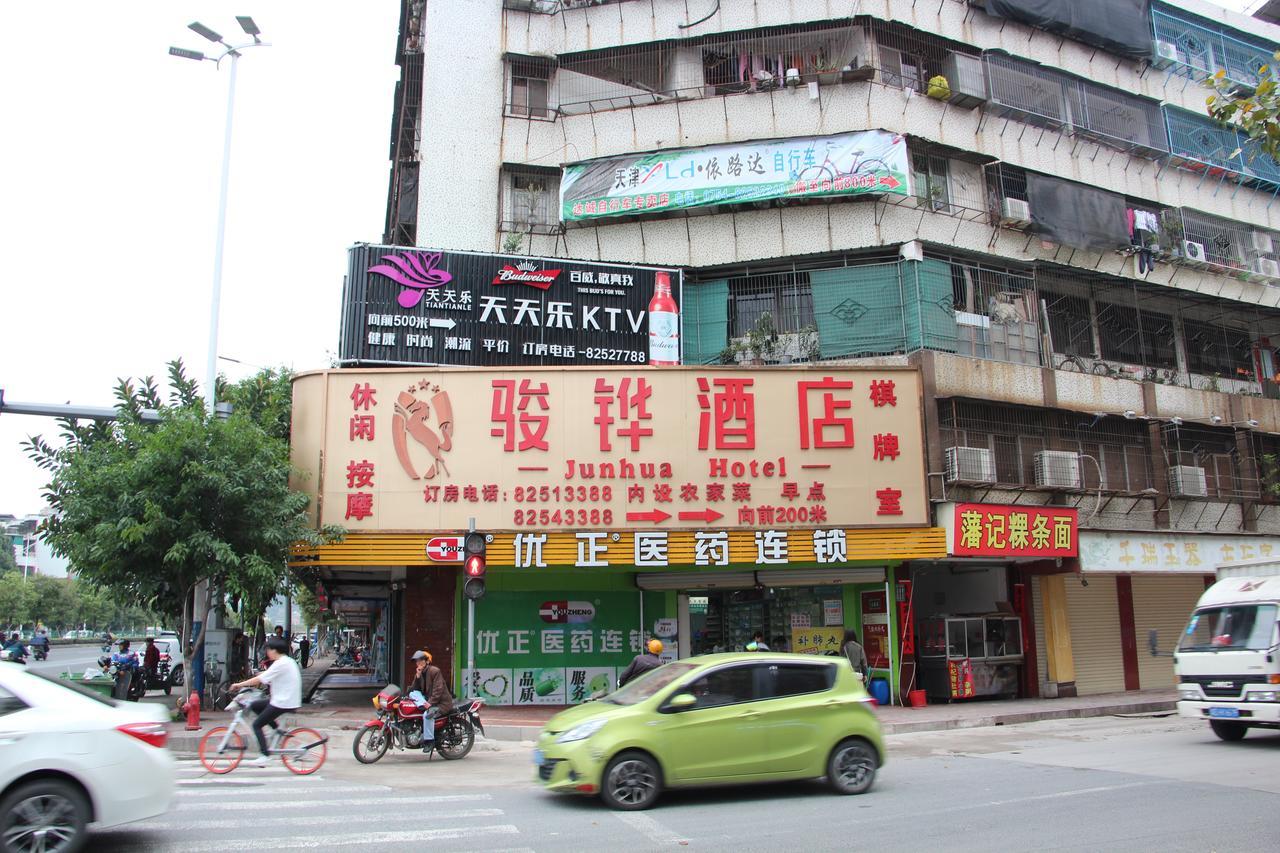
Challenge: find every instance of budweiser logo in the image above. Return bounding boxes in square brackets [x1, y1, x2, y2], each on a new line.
[492, 263, 561, 290]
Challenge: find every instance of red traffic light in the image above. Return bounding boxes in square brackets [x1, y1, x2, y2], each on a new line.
[465, 553, 486, 577]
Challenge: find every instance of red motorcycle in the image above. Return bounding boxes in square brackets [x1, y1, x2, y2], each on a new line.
[352, 684, 484, 763]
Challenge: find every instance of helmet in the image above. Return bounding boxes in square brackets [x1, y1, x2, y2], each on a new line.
[412, 650, 433, 664]
[647, 639, 663, 655]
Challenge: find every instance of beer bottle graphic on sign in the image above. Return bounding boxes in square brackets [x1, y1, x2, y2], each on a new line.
[648, 270, 680, 365]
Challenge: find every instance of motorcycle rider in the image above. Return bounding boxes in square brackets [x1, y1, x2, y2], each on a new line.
[230, 636, 302, 767]
[3, 633, 28, 664]
[408, 650, 453, 754]
[32, 624, 50, 659]
[618, 639, 664, 687]
[110, 640, 141, 699]
[143, 637, 161, 685]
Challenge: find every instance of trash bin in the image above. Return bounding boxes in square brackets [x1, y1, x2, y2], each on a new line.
[869, 677, 890, 706]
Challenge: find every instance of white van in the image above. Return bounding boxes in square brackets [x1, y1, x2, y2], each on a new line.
[1166, 575, 1280, 741]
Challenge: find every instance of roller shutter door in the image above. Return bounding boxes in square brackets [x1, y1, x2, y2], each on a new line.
[1064, 575, 1126, 695]
[1031, 575, 1048, 692]
[1132, 575, 1209, 690]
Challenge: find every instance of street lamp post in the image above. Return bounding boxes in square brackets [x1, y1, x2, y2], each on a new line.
[169, 17, 269, 415]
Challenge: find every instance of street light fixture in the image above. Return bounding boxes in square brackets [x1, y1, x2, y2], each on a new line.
[168, 18, 270, 415]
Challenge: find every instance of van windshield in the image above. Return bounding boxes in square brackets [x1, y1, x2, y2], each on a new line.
[1178, 604, 1278, 652]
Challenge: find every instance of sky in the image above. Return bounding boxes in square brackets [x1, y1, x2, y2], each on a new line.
[0, 2, 400, 515]
[0, 0, 1264, 518]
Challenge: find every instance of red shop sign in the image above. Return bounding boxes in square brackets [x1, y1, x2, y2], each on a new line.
[952, 503, 1078, 558]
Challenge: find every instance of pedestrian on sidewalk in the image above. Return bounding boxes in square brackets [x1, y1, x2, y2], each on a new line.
[841, 629, 869, 685]
[618, 639, 664, 688]
[299, 634, 310, 668]
[408, 650, 453, 754]
[231, 636, 302, 767]
[745, 630, 770, 652]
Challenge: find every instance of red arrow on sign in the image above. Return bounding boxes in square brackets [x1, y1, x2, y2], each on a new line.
[878, 175, 901, 189]
[678, 509, 724, 523]
[625, 508, 671, 524]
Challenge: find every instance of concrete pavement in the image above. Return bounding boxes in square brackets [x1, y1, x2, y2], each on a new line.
[94, 715, 1280, 852]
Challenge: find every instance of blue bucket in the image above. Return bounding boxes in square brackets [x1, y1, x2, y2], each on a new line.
[869, 677, 890, 706]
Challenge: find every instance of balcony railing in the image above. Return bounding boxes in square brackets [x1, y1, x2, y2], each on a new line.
[1165, 107, 1280, 190]
[1151, 5, 1277, 90]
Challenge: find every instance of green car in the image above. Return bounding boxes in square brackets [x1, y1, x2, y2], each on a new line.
[534, 652, 885, 810]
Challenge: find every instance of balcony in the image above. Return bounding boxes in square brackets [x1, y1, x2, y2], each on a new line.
[1165, 107, 1280, 190]
[1151, 5, 1278, 91]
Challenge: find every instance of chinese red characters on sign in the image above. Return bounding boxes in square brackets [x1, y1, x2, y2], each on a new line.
[346, 382, 378, 521]
[490, 379, 550, 452]
[952, 503, 1078, 558]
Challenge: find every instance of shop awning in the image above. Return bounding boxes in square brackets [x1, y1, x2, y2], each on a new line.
[636, 571, 758, 590]
[756, 568, 885, 586]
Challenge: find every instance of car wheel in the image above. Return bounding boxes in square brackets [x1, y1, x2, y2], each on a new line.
[1210, 720, 1248, 742]
[827, 738, 877, 795]
[0, 778, 90, 853]
[600, 751, 661, 811]
[169, 665, 184, 687]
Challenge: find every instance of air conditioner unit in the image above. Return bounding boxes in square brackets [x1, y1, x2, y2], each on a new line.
[1253, 257, 1280, 281]
[1033, 451, 1082, 488]
[940, 52, 987, 109]
[1179, 240, 1208, 266]
[1000, 197, 1032, 228]
[1252, 231, 1275, 254]
[945, 447, 997, 483]
[1151, 40, 1181, 69]
[1168, 465, 1208, 497]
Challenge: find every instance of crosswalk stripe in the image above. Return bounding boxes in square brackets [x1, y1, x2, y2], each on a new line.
[176, 776, 329, 786]
[136, 808, 505, 831]
[173, 785, 387, 799]
[173, 793, 492, 810]
[130, 825, 520, 850]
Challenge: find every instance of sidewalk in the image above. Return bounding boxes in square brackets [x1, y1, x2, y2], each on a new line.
[163, 687, 1176, 757]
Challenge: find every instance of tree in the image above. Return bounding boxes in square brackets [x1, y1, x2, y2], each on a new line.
[0, 573, 34, 630]
[25, 359, 339, 695]
[1205, 54, 1280, 161]
[0, 541, 17, 576]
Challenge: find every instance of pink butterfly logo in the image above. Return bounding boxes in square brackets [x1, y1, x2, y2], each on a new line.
[368, 252, 454, 308]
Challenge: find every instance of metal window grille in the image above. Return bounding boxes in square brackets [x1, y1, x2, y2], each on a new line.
[1165, 107, 1280, 190]
[1161, 422, 1255, 500]
[912, 153, 951, 212]
[1151, 6, 1277, 90]
[727, 271, 816, 339]
[500, 168, 561, 234]
[508, 60, 551, 118]
[1163, 207, 1280, 274]
[940, 255, 1040, 365]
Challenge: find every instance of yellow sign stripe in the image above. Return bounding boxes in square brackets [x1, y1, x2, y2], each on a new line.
[291, 528, 946, 567]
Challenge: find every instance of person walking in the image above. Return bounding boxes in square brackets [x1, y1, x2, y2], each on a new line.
[842, 629, 870, 684]
[408, 650, 453, 755]
[618, 639, 664, 687]
[298, 634, 311, 669]
[745, 630, 770, 652]
[230, 636, 302, 767]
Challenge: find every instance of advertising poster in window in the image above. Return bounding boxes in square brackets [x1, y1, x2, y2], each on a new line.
[861, 590, 890, 668]
[560, 130, 912, 222]
[465, 591, 641, 705]
[340, 244, 680, 368]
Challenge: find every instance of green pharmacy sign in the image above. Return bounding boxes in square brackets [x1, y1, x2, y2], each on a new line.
[560, 130, 911, 222]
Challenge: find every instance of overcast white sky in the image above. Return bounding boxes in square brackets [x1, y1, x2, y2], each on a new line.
[0, 2, 400, 515]
[0, 1, 1263, 517]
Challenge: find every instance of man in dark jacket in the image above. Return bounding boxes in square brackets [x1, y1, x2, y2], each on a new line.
[409, 650, 453, 754]
[618, 639, 664, 687]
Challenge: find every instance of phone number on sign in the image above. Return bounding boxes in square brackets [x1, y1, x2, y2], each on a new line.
[515, 508, 615, 526]
[514, 485, 615, 503]
[584, 347, 647, 363]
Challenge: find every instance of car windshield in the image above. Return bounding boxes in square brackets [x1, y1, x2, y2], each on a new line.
[604, 662, 698, 705]
[1178, 604, 1278, 652]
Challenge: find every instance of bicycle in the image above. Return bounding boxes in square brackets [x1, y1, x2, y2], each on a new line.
[204, 654, 230, 710]
[795, 141, 893, 190]
[198, 688, 329, 775]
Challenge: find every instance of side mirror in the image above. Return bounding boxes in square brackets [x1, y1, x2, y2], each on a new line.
[666, 693, 697, 712]
[1148, 629, 1159, 657]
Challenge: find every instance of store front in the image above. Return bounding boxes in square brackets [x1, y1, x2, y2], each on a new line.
[290, 364, 940, 705]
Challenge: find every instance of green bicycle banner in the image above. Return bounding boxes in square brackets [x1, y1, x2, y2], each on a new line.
[560, 130, 911, 222]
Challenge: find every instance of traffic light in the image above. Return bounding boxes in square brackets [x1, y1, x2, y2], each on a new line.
[463, 531, 487, 600]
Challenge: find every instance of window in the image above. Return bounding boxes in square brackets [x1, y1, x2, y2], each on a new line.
[766, 663, 835, 698]
[728, 272, 815, 338]
[509, 60, 551, 118]
[1184, 319, 1252, 378]
[912, 153, 950, 212]
[880, 45, 925, 92]
[1042, 290, 1094, 358]
[0, 686, 27, 718]
[501, 168, 560, 233]
[683, 663, 769, 709]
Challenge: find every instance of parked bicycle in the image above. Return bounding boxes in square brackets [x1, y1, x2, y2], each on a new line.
[198, 688, 328, 775]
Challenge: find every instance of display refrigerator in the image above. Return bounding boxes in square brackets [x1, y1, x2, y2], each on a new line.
[917, 615, 1024, 701]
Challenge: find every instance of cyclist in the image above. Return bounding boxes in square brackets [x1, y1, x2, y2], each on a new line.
[407, 650, 453, 755]
[230, 636, 302, 767]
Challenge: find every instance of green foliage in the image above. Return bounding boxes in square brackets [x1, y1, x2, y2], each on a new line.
[1205, 53, 1280, 161]
[0, 541, 16, 576]
[0, 573, 34, 627]
[22, 359, 340, 682]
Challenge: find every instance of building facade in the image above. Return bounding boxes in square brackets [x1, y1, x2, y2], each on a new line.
[350, 0, 1280, 701]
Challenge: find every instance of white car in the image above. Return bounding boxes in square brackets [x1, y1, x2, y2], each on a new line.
[0, 662, 174, 852]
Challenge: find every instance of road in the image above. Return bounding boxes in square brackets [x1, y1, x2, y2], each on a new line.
[23, 644, 107, 676]
[90, 714, 1280, 852]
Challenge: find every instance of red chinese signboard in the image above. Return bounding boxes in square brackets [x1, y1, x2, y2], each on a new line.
[951, 503, 1078, 558]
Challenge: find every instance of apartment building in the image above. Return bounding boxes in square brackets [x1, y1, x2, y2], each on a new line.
[373, 0, 1280, 702]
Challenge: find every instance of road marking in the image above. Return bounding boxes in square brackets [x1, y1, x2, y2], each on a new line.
[613, 812, 688, 846]
[173, 793, 492, 810]
[136, 808, 504, 831]
[131, 826, 519, 850]
[175, 775, 327, 785]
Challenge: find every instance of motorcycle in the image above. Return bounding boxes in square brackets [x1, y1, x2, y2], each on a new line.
[1, 646, 29, 665]
[352, 684, 484, 764]
[32, 642, 48, 661]
[100, 656, 146, 702]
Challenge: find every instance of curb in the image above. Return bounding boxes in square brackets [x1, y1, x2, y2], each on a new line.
[878, 699, 1177, 735]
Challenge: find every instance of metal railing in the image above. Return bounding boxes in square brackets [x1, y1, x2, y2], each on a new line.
[1151, 5, 1277, 90]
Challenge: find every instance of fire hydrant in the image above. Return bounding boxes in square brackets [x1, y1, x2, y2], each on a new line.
[178, 692, 200, 731]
